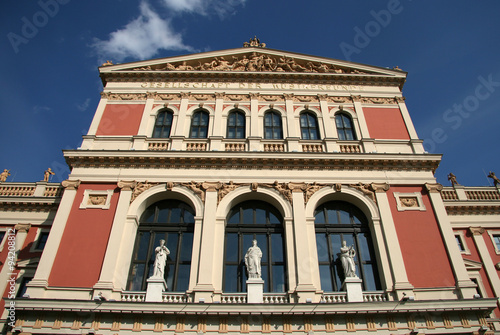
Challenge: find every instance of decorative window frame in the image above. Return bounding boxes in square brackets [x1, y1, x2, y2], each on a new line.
[487, 230, 500, 255]
[79, 189, 114, 209]
[29, 228, 51, 252]
[393, 192, 426, 211]
[454, 231, 471, 255]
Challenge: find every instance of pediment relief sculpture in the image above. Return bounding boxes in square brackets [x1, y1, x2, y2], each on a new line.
[129, 52, 371, 75]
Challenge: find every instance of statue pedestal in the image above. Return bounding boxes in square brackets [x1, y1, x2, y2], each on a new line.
[246, 278, 264, 303]
[342, 277, 363, 302]
[145, 277, 167, 302]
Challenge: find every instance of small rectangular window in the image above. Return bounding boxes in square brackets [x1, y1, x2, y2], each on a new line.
[455, 234, 466, 252]
[35, 232, 49, 250]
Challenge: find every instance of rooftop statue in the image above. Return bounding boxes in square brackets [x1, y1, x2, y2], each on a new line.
[43, 168, 55, 182]
[488, 171, 500, 187]
[447, 173, 460, 186]
[0, 169, 10, 182]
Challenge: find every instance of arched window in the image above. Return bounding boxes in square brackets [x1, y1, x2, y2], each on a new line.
[264, 111, 283, 139]
[190, 110, 209, 138]
[335, 112, 356, 140]
[152, 109, 173, 138]
[314, 201, 380, 291]
[300, 111, 320, 140]
[127, 199, 195, 292]
[224, 200, 287, 293]
[227, 110, 246, 139]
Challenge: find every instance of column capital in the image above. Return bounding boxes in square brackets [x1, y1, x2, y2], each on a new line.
[370, 182, 390, 193]
[249, 92, 260, 99]
[395, 96, 406, 103]
[61, 179, 81, 190]
[469, 227, 485, 235]
[15, 223, 31, 233]
[351, 95, 361, 102]
[117, 180, 137, 191]
[317, 94, 328, 101]
[283, 93, 294, 100]
[215, 92, 226, 99]
[146, 91, 157, 99]
[425, 183, 443, 193]
[180, 91, 191, 99]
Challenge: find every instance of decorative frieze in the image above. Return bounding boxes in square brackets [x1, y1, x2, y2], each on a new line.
[131, 181, 158, 202]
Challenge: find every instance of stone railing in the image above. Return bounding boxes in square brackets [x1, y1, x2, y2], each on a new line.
[121, 292, 189, 303]
[263, 293, 288, 304]
[320, 291, 387, 303]
[466, 189, 500, 201]
[339, 143, 362, 153]
[441, 187, 500, 202]
[0, 183, 62, 198]
[148, 141, 170, 151]
[225, 142, 246, 152]
[220, 293, 247, 304]
[186, 142, 208, 151]
[0, 185, 35, 197]
[220, 293, 288, 304]
[302, 144, 324, 153]
[263, 142, 285, 152]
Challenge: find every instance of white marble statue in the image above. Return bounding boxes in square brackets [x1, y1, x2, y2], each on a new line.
[152, 239, 170, 279]
[245, 239, 263, 279]
[340, 240, 357, 278]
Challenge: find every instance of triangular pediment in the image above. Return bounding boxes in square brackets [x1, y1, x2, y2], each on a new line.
[463, 258, 483, 271]
[99, 47, 406, 79]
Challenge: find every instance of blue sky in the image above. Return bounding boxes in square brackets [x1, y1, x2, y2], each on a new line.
[1, 0, 499, 186]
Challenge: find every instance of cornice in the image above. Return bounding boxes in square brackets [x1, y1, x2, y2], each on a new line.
[445, 204, 500, 216]
[63, 150, 441, 173]
[0, 197, 60, 212]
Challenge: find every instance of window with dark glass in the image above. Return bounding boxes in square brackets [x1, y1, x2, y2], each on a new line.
[493, 235, 500, 251]
[127, 199, 195, 292]
[335, 113, 356, 140]
[223, 200, 287, 293]
[152, 109, 173, 138]
[190, 110, 209, 138]
[264, 111, 283, 139]
[300, 111, 320, 140]
[0, 231, 5, 246]
[35, 231, 49, 250]
[17, 277, 33, 298]
[455, 234, 466, 252]
[227, 110, 245, 139]
[315, 201, 380, 291]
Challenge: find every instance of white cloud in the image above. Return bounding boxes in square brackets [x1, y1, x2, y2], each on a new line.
[92, 1, 194, 62]
[75, 98, 91, 112]
[160, 0, 247, 17]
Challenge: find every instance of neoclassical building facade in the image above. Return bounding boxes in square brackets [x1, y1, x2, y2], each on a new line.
[1, 41, 500, 334]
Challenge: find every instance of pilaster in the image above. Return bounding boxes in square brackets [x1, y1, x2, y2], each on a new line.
[371, 183, 414, 299]
[26, 180, 81, 298]
[87, 95, 108, 136]
[291, 188, 319, 302]
[425, 183, 477, 299]
[0, 224, 30, 300]
[250, 93, 260, 137]
[469, 226, 500, 298]
[193, 187, 218, 302]
[284, 94, 297, 138]
[173, 92, 190, 137]
[93, 181, 135, 299]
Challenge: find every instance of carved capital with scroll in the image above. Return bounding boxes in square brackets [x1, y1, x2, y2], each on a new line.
[62, 179, 81, 190]
[425, 183, 443, 193]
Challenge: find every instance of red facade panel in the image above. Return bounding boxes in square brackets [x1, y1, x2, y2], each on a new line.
[388, 186, 455, 288]
[363, 107, 410, 140]
[96, 104, 144, 136]
[48, 184, 119, 287]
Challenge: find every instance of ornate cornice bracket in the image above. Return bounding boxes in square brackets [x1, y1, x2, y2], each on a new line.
[469, 227, 485, 235]
[62, 180, 81, 190]
[425, 183, 443, 193]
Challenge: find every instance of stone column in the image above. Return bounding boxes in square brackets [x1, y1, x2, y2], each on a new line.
[290, 185, 319, 302]
[92, 181, 135, 299]
[469, 227, 500, 298]
[87, 93, 108, 135]
[193, 184, 219, 302]
[0, 224, 30, 299]
[425, 183, 477, 299]
[395, 97, 424, 154]
[26, 180, 80, 298]
[371, 183, 414, 300]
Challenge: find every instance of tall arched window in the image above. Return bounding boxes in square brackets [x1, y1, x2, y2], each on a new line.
[335, 112, 356, 140]
[300, 111, 320, 140]
[152, 109, 173, 138]
[264, 111, 283, 139]
[127, 199, 195, 292]
[314, 201, 380, 291]
[227, 110, 246, 139]
[190, 110, 209, 138]
[224, 200, 287, 293]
